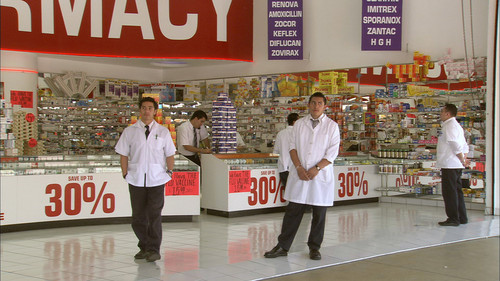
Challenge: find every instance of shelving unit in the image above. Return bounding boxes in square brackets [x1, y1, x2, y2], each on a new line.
[38, 96, 137, 155]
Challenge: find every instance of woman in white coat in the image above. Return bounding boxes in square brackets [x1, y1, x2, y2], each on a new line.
[264, 92, 340, 261]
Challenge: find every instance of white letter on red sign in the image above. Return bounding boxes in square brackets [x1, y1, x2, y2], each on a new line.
[109, 0, 154, 40]
[158, 0, 198, 40]
[41, 0, 54, 34]
[1, 0, 31, 32]
[58, 0, 86, 36]
[91, 0, 102, 37]
[212, 0, 232, 42]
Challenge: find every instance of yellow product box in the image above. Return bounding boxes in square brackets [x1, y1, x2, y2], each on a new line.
[337, 77, 348, 87]
[277, 75, 300, 96]
[338, 86, 354, 94]
[169, 124, 175, 131]
[319, 78, 335, 86]
[312, 86, 331, 95]
[319, 71, 338, 80]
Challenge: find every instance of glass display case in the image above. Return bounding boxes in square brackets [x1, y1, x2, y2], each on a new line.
[0, 154, 198, 176]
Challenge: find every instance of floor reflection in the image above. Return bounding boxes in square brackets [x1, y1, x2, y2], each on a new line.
[1, 203, 497, 281]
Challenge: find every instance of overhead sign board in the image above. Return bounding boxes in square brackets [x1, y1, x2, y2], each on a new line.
[268, 0, 303, 60]
[361, 0, 403, 51]
[0, 0, 253, 61]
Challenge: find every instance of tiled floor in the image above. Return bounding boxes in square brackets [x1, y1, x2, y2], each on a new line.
[1, 202, 498, 281]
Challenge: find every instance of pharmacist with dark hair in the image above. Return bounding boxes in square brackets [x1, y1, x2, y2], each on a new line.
[436, 103, 469, 227]
[115, 97, 176, 262]
[177, 110, 211, 165]
[273, 113, 299, 188]
[264, 92, 340, 261]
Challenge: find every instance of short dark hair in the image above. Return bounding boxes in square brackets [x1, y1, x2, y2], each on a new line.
[190, 110, 208, 121]
[309, 92, 327, 104]
[287, 113, 299, 125]
[443, 103, 458, 117]
[139, 97, 158, 110]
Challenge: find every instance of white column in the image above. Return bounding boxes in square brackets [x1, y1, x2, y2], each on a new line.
[0, 50, 39, 114]
[485, 0, 498, 215]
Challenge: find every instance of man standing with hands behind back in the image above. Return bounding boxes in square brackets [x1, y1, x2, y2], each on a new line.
[436, 103, 469, 226]
[265, 92, 340, 261]
[177, 110, 211, 166]
[115, 97, 176, 262]
[273, 113, 299, 188]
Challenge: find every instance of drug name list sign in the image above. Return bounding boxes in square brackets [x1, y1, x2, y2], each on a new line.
[268, 0, 303, 60]
[362, 0, 403, 51]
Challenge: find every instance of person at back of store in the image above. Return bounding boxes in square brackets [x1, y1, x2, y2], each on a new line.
[273, 113, 299, 189]
[177, 110, 211, 166]
[264, 92, 340, 261]
[436, 103, 469, 227]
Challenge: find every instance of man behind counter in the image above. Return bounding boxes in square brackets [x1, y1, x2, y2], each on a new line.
[177, 110, 211, 165]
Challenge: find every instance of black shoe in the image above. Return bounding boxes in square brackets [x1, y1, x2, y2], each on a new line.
[309, 249, 321, 260]
[264, 245, 288, 258]
[145, 251, 161, 262]
[438, 220, 459, 226]
[134, 250, 147, 259]
[460, 219, 468, 224]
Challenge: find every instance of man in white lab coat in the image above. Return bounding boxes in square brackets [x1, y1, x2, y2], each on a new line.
[115, 97, 176, 262]
[436, 103, 469, 226]
[264, 92, 340, 260]
[273, 113, 299, 188]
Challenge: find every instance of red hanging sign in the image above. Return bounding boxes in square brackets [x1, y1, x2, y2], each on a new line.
[10, 91, 33, 108]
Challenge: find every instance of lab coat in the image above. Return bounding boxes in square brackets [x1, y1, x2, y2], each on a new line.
[273, 126, 294, 173]
[115, 120, 176, 187]
[284, 114, 340, 206]
[436, 117, 469, 169]
[177, 121, 209, 156]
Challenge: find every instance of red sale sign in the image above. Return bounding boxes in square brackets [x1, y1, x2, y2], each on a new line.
[226, 168, 286, 212]
[335, 165, 380, 201]
[10, 91, 33, 108]
[165, 172, 199, 196]
[229, 170, 251, 193]
[1, 0, 253, 61]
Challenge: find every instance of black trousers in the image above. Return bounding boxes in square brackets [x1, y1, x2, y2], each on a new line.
[278, 201, 327, 251]
[441, 169, 468, 223]
[129, 184, 165, 253]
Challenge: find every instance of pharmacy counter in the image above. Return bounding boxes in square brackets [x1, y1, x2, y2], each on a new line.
[0, 154, 200, 232]
[201, 153, 381, 217]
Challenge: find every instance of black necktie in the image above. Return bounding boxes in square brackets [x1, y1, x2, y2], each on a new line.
[311, 119, 319, 129]
[193, 127, 198, 147]
[145, 125, 150, 139]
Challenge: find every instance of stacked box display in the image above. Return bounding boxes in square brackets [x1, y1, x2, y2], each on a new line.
[211, 93, 237, 154]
